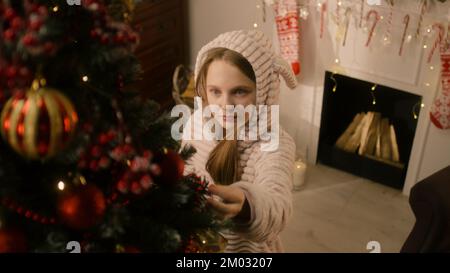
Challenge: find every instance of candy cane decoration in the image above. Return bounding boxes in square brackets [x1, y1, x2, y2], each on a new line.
[365, 10, 380, 47]
[320, 2, 327, 39]
[262, 0, 266, 23]
[416, 0, 428, 38]
[399, 14, 410, 56]
[342, 8, 352, 47]
[336, 0, 341, 26]
[359, 0, 364, 28]
[383, 1, 394, 44]
[427, 23, 445, 63]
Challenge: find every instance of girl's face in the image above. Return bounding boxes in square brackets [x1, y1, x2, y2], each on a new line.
[205, 60, 256, 128]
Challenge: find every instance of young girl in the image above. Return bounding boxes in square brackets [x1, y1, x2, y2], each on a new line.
[181, 30, 298, 253]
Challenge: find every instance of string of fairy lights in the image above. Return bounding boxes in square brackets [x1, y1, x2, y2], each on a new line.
[253, 0, 445, 120]
[330, 71, 425, 120]
[45, 3, 93, 86]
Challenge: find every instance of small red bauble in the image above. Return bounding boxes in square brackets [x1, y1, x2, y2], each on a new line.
[57, 184, 106, 230]
[0, 227, 27, 253]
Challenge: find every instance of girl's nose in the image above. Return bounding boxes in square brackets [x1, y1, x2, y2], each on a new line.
[223, 93, 233, 107]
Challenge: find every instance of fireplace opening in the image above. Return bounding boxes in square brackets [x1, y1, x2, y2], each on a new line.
[317, 71, 422, 189]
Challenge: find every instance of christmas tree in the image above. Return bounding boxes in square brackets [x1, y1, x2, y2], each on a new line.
[0, 0, 222, 253]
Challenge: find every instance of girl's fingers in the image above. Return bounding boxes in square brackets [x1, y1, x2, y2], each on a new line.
[206, 196, 240, 218]
[206, 196, 230, 215]
[209, 184, 242, 203]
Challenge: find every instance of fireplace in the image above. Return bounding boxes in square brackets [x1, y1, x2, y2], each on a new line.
[317, 71, 423, 189]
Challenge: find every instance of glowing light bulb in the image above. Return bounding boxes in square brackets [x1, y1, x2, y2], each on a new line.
[58, 181, 65, 191]
[300, 7, 309, 20]
[317, 2, 323, 12]
[253, 23, 258, 28]
[424, 26, 434, 37]
[406, 34, 413, 43]
[79, 175, 87, 185]
[382, 35, 391, 46]
[53, 6, 59, 12]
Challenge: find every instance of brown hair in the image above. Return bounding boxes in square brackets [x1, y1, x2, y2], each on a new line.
[196, 48, 256, 185]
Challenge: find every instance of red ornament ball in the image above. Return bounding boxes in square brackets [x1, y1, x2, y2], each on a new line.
[3, 28, 16, 41]
[5, 65, 17, 78]
[18, 66, 31, 78]
[0, 227, 27, 253]
[57, 184, 106, 230]
[4, 8, 16, 21]
[43, 42, 56, 55]
[114, 33, 125, 44]
[22, 32, 38, 46]
[10, 17, 23, 30]
[0, 78, 78, 160]
[29, 18, 43, 31]
[154, 149, 185, 185]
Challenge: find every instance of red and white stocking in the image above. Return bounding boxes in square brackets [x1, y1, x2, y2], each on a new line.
[273, 0, 301, 75]
[430, 43, 450, 129]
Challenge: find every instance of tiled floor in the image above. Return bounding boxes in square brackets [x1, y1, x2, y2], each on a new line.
[280, 164, 416, 253]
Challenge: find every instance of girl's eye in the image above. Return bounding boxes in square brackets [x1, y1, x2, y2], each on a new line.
[234, 89, 248, 96]
[209, 89, 221, 96]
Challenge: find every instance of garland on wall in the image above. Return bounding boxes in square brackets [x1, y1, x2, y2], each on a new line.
[253, 0, 450, 128]
[254, 0, 450, 68]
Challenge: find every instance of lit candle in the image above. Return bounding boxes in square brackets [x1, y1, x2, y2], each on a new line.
[293, 160, 307, 190]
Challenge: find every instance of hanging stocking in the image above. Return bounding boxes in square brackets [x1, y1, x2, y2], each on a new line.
[430, 39, 450, 129]
[273, 0, 301, 75]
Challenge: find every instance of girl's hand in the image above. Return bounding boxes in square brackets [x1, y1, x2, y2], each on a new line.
[207, 184, 250, 221]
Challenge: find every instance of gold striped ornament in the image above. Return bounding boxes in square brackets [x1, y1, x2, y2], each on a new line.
[0, 77, 78, 160]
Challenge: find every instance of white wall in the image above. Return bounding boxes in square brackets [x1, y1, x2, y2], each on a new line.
[187, 0, 450, 194]
[187, 0, 274, 66]
[417, 121, 450, 180]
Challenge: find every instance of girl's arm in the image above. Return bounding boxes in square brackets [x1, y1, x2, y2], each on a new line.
[231, 131, 295, 243]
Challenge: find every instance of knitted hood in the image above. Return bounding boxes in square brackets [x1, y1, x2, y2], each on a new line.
[194, 30, 298, 106]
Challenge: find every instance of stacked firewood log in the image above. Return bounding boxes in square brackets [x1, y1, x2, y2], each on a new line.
[335, 112, 404, 168]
